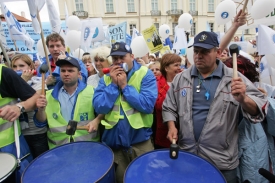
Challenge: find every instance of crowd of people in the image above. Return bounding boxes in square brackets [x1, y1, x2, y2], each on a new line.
[0, 9, 274, 183]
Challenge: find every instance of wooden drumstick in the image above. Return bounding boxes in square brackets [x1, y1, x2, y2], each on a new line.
[242, 0, 249, 12]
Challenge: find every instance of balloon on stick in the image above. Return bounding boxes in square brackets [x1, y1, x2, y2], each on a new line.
[130, 36, 150, 58]
[159, 24, 170, 39]
[251, 0, 275, 19]
[178, 13, 193, 30]
[186, 38, 194, 65]
[66, 30, 81, 51]
[215, 0, 236, 25]
[67, 15, 81, 31]
[73, 48, 85, 59]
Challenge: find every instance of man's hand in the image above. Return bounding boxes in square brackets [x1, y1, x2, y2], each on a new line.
[0, 105, 21, 122]
[136, 58, 146, 66]
[45, 75, 56, 86]
[57, 51, 66, 60]
[109, 65, 125, 85]
[117, 72, 127, 90]
[36, 95, 47, 111]
[233, 9, 247, 27]
[231, 77, 247, 103]
[86, 118, 100, 133]
[167, 121, 178, 143]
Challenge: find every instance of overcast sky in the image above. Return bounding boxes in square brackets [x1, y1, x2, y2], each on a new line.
[1, 0, 60, 22]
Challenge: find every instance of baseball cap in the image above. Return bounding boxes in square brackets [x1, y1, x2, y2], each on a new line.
[189, 31, 219, 49]
[108, 42, 132, 57]
[56, 56, 81, 70]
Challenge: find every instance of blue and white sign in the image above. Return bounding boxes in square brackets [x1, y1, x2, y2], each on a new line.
[109, 21, 127, 44]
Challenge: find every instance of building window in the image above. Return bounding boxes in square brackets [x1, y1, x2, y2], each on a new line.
[172, 23, 178, 35]
[151, 0, 158, 11]
[154, 23, 159, 32]
[208, 0, 214, 12]
[75, 0, 83, 11]
[130, 24, 136, 35]
[190, 0, 196, 11]
[209, 23, 214, 32]
[191, 23, 196, 36]
[106, 0, 114, 13]
[171, 0, 177, 10]
[244, 29, 249, 34]
[127, 0, 135, 12]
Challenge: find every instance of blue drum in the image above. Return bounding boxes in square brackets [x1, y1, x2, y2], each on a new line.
[124, 149, 226, 183]
[21, 142, 115, 183]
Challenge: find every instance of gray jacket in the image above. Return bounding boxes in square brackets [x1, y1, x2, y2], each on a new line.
[162, 61, 266, 170]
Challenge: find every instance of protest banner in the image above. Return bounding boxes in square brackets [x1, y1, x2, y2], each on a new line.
[142, 25, 163, 53]
[109, 21, 127, 44]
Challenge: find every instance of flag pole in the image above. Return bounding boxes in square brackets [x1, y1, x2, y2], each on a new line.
[12, 40, 18, 51]
[37, 9, 52, 75]
[0, 40, 10, 67]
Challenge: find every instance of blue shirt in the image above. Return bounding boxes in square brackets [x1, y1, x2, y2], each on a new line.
[93, 60, 157, 149]
[58, 86, 77, 122]
[191, 60, 223, 141]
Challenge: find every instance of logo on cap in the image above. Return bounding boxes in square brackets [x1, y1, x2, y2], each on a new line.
[66, 57, 71, 60]
[199, 34, 207, 42]
[113, 43, 120, 50]
[125, 45, 131, 51]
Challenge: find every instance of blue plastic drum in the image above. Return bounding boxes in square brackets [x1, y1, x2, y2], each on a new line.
[21, 142, 115, 183]
[124, 149, 226, 183]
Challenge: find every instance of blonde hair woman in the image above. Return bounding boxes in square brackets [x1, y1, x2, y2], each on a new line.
[87, 46, 112, 88]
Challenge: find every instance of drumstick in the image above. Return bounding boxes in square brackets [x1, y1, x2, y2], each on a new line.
[242, 0, 249, 12]
[39, 64, 49, 95]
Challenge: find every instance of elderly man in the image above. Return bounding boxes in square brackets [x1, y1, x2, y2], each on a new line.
[163, 11, 267, 183]
[93, 42, 157, 183]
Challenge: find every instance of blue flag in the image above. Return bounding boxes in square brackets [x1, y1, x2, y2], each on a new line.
[164, 37, 173, 50]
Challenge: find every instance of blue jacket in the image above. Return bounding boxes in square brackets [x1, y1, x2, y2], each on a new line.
[33, 79, 88, 127]
[237, 97, 275, 183]
[93, 60, 157, 149]
[37, 53, 88, 88]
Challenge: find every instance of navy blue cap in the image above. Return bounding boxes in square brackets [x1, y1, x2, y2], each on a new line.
[190, 31, 219, 49]
[109, 42, 132, 57]
[56, 56, 81, 70]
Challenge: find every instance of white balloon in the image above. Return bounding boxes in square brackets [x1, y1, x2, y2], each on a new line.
[215, 0, 236, 25]
[186, 38, 194, 65]
[66, 30, 81, 51]
[159, 24, 170, 39]
[251, 0, 275, 19]
[130, 36, 150, 58]
[178, 13, 193, 30]
[72, 48, 85, 59]
[67, 15, 81, 31]
[37, 38, 49, 58]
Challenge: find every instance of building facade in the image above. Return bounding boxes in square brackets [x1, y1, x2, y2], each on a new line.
[58, 0, 256, 41]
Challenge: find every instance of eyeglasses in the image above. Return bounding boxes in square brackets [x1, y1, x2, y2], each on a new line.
[94, 58, 105, 62]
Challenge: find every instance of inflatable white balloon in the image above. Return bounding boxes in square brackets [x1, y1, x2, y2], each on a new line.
[130, 36, 149, 58]
[37, 38, 49, 58]
[159, 24, 170, 39]
[66, 30, 81, 51]
[215, 0, 236, 25]
[72, 48, 85, 59]
[186, 38, 194, 65]
[67, 15, 81, 31]
[178, 13, 193, 30]
[251, 0, 275, 19]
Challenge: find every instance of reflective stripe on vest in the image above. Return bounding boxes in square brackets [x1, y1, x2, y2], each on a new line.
[0, 65, 21, 148]
[45, 85, 99, 149]
[102, 66, 153, 129]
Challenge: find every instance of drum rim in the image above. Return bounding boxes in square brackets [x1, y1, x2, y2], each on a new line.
[0, 152, 17, 182]
[21, 141, 115, 182]
[124, 149, 226, 182]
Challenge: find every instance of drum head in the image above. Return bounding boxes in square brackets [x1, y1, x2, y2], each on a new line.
[124, 149, 226, 183]
[0, 153, 17, 182]
[22, 142, 114, 183]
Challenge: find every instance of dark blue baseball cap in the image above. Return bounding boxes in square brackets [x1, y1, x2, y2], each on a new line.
[189, 31, 219, 49]
[56, 56, 81, 70]
[108, 42, 132, 57]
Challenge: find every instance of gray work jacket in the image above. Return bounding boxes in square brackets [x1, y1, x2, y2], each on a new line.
[162, 61, 267, 170]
